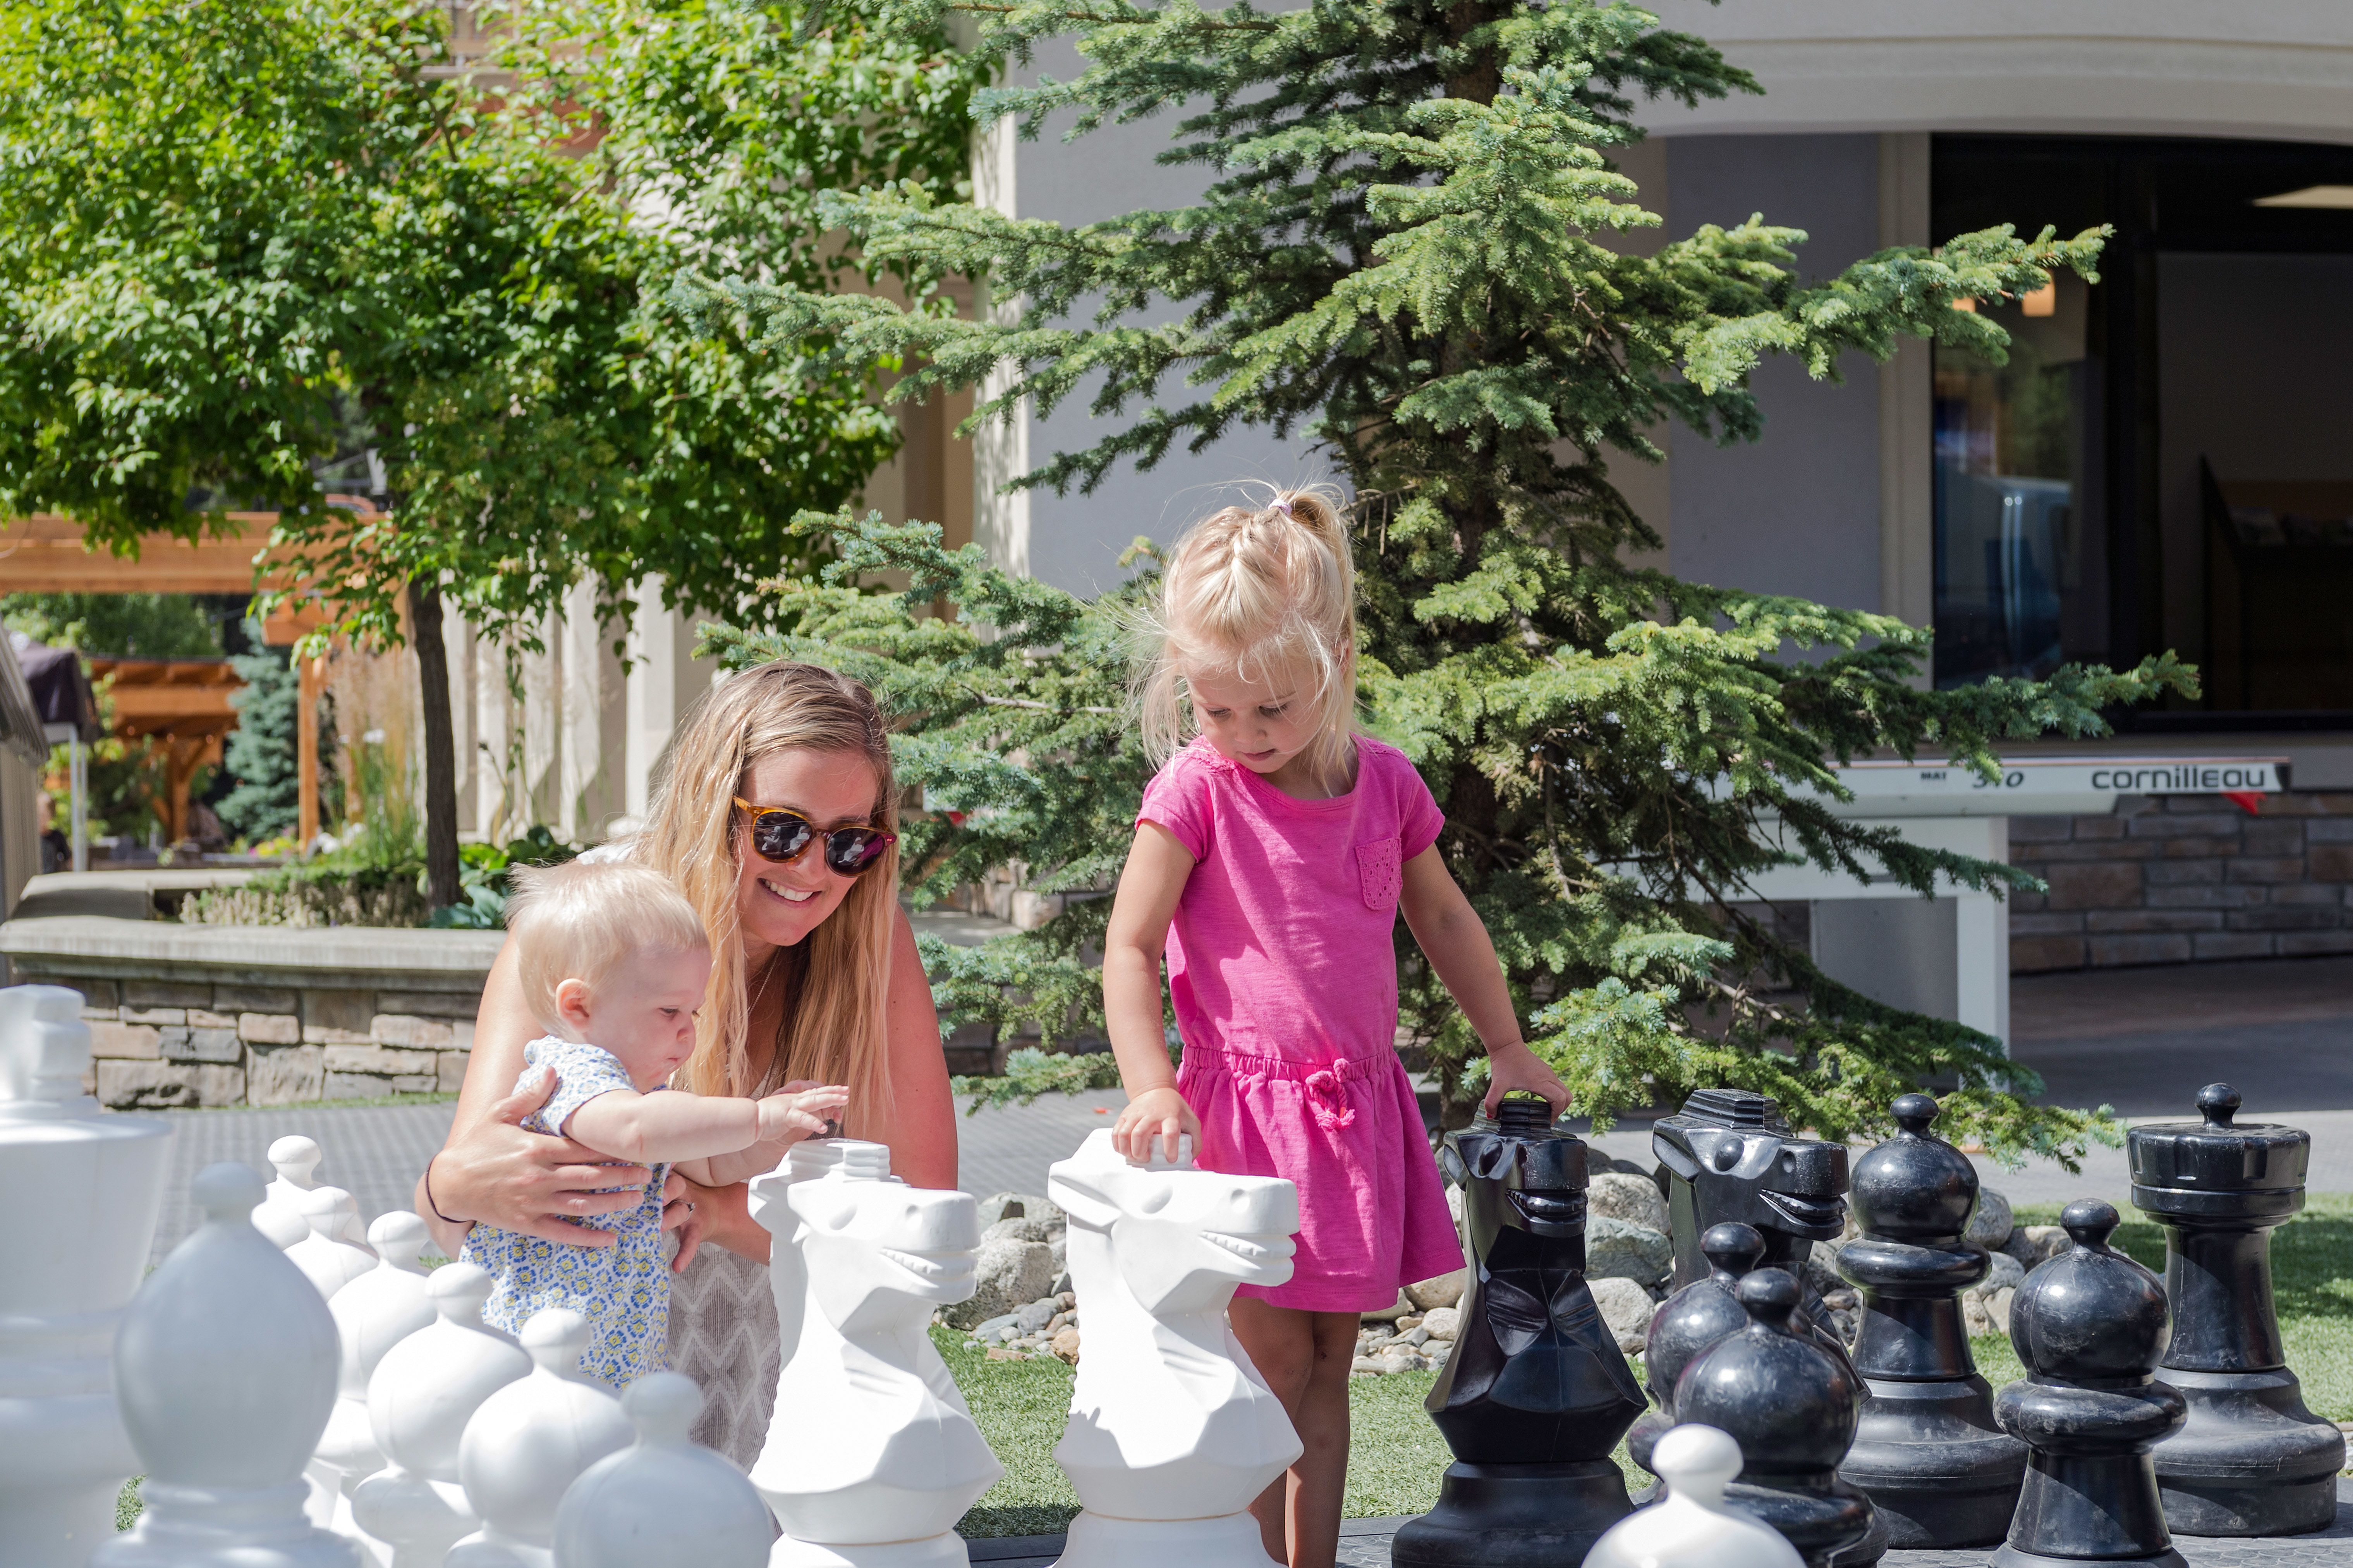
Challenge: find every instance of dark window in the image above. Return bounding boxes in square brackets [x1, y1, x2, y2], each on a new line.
[1932, 136, 2353, 727]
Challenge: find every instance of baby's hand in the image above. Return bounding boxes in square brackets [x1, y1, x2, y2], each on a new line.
[1112, 1085, 1199, 1167]
[756, 1084, 851, 1149]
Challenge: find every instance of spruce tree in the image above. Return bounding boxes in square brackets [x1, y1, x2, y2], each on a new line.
[217, 640, 304, 844]
[695, 0, 2191, 1161]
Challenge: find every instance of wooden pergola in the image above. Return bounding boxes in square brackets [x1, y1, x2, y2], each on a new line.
[82, 657, 244, 845]
[0, 504, 378, 849]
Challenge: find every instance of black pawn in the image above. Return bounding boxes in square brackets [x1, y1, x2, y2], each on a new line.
[1626, 1221, 1765, 1480]
[1993, 1200, 2187, 1568]
[1673, 1268, 1877, 1568]
[1836, 1093, 2025, 1547]
[2130, 1083, 2344, 1536]
[1391, 1098, 1647, 1568]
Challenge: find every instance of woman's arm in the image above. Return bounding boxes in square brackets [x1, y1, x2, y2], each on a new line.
[413, 935, 655, 1257]
[1398, 844, 1569, 1116]
[1103, 822, 1197, 1163]
[873, 904, 958, 1191]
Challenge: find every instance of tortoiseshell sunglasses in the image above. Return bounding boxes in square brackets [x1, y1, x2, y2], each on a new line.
[732, 798, 895, 875]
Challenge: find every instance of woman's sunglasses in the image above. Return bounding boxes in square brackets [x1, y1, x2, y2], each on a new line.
[732, 798, 896, 875]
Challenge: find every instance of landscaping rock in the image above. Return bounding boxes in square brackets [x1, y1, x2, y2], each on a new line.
[983, 1214, 1063, 1247]
[1406, 1270, 1466, 1311]
[945, 1237, 1057, 1329]
[1588, 1172, 1669, 1233]
[1420, 1307, 1460, 1342]
[1014, 1298, 1058, 1334]
[1585, 1216, 1671, 1286]
[1965, 1186, 2015, 1250]
[976, 1192, 1064, 1230]
[1050, 1328, 1082, 1364]
[1806, 1239, 1847, 1299]
[2004, 1224, 2069, 1271]
[1589, 1276, 1655, 1354]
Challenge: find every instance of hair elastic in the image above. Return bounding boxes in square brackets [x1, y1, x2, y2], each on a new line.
[1270, 498, 1295, 518]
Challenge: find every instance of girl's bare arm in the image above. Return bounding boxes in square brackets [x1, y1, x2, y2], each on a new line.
[1398, 844, 1568, 1115]
[1103, 822, 1198, 1162]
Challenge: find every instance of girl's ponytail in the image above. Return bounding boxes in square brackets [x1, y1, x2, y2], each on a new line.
[1135, 485, 1359, 792]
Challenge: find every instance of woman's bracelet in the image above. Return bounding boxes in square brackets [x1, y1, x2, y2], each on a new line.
[422, 1154, 462, 1227]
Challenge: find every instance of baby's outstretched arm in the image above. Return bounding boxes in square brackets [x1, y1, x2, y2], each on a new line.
[695, 1083, 851, 1186]
[566, 1083, 848, 1175]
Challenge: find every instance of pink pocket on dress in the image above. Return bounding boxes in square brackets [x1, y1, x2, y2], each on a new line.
[1355, 838, 1402, 911]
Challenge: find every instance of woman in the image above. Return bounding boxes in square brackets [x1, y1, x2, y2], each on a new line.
[416, 661, 958, 1463]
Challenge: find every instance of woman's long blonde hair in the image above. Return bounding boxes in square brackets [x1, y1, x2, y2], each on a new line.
[1134, 485, 1359, 793]
[632, 660, 899, 1133]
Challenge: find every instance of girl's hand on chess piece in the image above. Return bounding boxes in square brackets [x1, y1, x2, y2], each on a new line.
[1113, 1084, 1201, 1167]
[1481, 1040, 1570, 1120]
[418, 1064, 656, 1257]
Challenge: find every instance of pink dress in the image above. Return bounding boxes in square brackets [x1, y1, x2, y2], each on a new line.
[1139, 736, 1465, 1312]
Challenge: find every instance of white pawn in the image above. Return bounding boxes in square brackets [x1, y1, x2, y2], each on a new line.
[315, 1213, 438, 1556]
[1584, 1424, 1804, 1568]
[449, 1311, 633, 1568]
[94, 1161, 356, 1568]
[352, 1263, 530, 1568]
[289, 1185, 380, 1302]
[261, 1136, 372, 1248]
[551, 1375, 773, 1568]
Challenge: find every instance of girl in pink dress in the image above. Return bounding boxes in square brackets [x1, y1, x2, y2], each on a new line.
[1102, 487, 1570, 1568]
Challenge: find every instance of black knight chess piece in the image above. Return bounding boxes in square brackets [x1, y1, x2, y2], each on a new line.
[2130, 1084, 2344, 1536]
[1835, 1093, 2026, 1547]
[1626, 1221, 1765, 1479]
[1390, 1098, 1647, 1568]
[1673, 1268, 1877, 1568]
[1992, 1200, 2188, 1568]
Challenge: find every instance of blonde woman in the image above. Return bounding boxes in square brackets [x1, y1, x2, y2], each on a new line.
[416, 661, 957, 1462]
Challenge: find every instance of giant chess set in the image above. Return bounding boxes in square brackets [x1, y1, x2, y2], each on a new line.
[2, 981, 2343, 1568]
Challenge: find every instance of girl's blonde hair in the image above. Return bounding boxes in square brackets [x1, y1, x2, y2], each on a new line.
[1135, 486, 1359, 792]
[631, 661, 900, 1133]
[506, 860, 708, 1035]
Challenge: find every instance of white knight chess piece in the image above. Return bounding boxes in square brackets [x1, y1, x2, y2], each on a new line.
[750, 1138, 1003, 1567]
[448, 1310, 632, 1568]
[1043, 1130, 1302, 1568]
[0, 985, 173, 1568]
[94, 1161, 355, 1568]
[315, 1213, 437, 1560]
[551, 1375, 773, 1568]
[1585, 1424, 1805, 1568]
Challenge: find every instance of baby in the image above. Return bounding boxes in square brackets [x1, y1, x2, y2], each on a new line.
[459, 858, 846, 1386]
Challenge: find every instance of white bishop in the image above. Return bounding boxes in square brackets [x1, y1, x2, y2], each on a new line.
[448, 1310, 633, 1568]
[352, 1263, 529, 1568]
[1584, 1424, 1804, 1568]
[288, 1183, 379, 1301]
[551, 1375, 773, 1568]
[94, 1161, 354, 1568]
[315, 1212, 437, 1557]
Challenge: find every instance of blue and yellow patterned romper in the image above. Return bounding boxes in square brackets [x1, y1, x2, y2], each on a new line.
[460, 1036, 670, 1387]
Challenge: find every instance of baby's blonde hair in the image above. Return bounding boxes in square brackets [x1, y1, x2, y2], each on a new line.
[1135, 485, 1359, 792]
[507, 859, 709, 1034]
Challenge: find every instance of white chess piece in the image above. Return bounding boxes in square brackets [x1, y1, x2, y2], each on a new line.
[261, 1136, 373, 1248]
[1584, 1424, 1805, 1568]
[316, 1213, 438, 1559]
[750, 1138, 1003, 1567]
[551, 1374, 773, 1568]
[94, 1161, 356, 1568]
[0, 985, 174, 1568]
[289, 1184, 380, 1301]
[1044, 1129, 1302, 1568]
[448, 1310, 632, 1568]
[352, 1263, 530, 1568]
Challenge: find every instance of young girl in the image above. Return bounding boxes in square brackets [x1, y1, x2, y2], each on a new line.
[458, 859, 848, 1386]
[1103, 489, 1569, 1568]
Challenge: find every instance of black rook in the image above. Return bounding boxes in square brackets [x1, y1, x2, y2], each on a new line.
[2129, 1084, 2344, 1536]
[1836, 1093, 2026, 1547]
[1389, 1098, 1647, 1568]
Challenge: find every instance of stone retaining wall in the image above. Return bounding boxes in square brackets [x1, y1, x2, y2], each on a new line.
[2009, 791, 2353, 972]
[0, 916, 501, 1109]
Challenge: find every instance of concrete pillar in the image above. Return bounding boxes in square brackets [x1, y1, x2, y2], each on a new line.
[624, 582, 718, 822]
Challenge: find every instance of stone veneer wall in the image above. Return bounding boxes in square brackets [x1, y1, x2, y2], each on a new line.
[0, 917, 502, 1108]
[2008, 791, 2353, 973]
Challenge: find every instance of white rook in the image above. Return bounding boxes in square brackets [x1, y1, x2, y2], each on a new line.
[0, 984, 173, 1568]
[1044, 1130, 1301, 1568]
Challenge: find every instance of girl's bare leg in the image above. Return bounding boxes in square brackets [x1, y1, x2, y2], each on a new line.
[1229, 1297, 1359, 1568]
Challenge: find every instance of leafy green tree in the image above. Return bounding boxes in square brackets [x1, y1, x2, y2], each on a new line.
[696, 0, 2193, 1162]
[0, 0, 982, 901]
[0, 594, 223, 660]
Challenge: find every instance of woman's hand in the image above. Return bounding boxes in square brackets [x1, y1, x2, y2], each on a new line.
[1113, 1084, 1201, 1167]
[418, 1065, 652, 1257]
[661, 1170, 708, 1274]
[1481, 1040, 1570, 1119]
[674, 1168, 771, 1266]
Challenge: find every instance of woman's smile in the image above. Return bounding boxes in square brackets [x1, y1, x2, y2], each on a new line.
[760, 877, 818, 905]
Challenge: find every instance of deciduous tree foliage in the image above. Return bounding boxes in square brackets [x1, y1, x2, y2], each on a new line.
[699, 0, 2196, 1164]
[0, 0, 981, 897]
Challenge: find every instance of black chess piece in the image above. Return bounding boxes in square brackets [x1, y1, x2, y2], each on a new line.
[1654, 1088, 1851, 1362]
[1390, 1098, 1647, 1568]
[1626, 1221, 1766, 1480]
[2130, 1083, 2344, 1536]
[1836, 1093, 2026, 1547]
[1992, 1200, 2187, 1568]
[1673, 1268, 1877, 1568]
